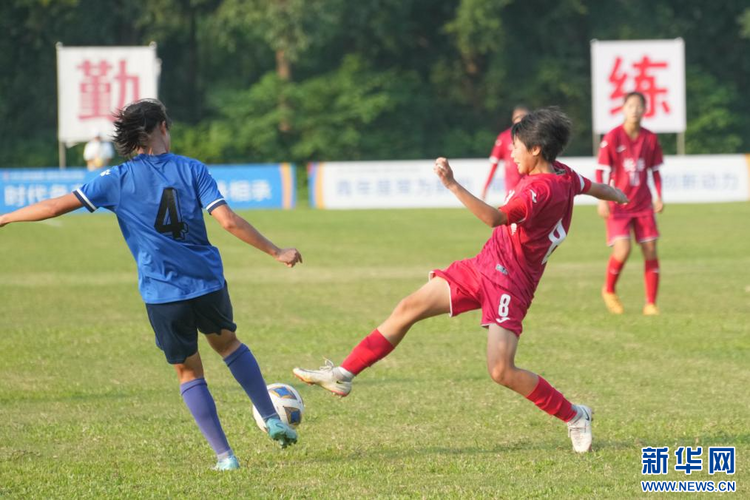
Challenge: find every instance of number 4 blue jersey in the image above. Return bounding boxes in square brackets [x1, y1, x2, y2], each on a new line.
[74, 153, 228, 304]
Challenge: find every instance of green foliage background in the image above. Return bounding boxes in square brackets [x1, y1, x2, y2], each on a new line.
[1, 0, 749, 167]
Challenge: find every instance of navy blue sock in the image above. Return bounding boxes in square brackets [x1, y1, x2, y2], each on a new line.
[180, 378, 231, 457]
[224, 343, 278, 421]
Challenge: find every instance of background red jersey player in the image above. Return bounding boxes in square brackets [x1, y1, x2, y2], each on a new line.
[596, 91, 664, 316]
[482, 105, 529, 200]
[294, 108, 628, 453]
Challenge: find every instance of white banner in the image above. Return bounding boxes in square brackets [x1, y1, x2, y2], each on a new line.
[56, 44, 160, 144]
[309, 160, 509, 209]
[309, 156, 750, 209]
[591, 39, 685, 134]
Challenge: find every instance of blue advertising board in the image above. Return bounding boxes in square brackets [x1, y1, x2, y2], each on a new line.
[0, 163, 295, 213]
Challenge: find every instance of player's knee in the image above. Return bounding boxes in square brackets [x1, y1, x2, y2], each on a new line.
[613, 245, 631, 261]
[641, 242, 657, 260]
[488, 363, 514, 387]
[174, 362, 202, 384]
[208, 330, 240, 357]
[393, 295, 421, 321]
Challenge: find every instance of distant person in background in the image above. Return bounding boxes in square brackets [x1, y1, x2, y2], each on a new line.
[83, 132, 115, 170]
[481, 105, 530, 200]
[0, 98, 302, 470]
[596, 91, 664, 316]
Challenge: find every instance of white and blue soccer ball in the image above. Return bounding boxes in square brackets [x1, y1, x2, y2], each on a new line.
[252, 383, 305, 432]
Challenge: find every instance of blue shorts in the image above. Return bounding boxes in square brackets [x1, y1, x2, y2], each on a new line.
[145, 282, 237, 364]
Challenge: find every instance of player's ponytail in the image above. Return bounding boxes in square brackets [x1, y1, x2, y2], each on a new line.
[112, 98, 172, 157]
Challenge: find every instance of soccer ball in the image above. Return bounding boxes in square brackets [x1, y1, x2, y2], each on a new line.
[252, 383, 305, 432]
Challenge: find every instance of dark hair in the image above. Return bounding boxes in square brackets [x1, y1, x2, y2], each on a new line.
[112, 98, 172, 156]
[624, 91, 646, 106]
[511, 106, 572, 162]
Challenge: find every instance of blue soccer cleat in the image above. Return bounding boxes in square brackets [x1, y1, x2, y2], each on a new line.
[266, 417, 298, 448]
[213, 453, 240, 471]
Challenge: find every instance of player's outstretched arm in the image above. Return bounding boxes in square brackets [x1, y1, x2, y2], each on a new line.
[586, 182, 629, 204]
[210, 204, 302, 267]
[0, 193, 83, 227]
[434, 157, 507, 227]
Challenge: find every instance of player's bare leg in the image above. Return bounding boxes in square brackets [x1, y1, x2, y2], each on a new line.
[486, 324, 538, 395]
[174, 351, 205, 384]
[293, 277, 451, 396]
[640, 240, 660, 315]
[205, 328, 241, 357]
[376, 275, 452, 346]
[602, 238, 630, 314]
[486, 325, 593, 453]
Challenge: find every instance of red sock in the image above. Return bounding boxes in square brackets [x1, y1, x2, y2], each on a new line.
[605, 256, 625, 293]
[525, 376, 577, 422]
[340, 329, 395, 376]
[644, 259, 660, 304]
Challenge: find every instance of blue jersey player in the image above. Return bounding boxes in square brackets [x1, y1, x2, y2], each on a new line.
[0, 99, 302, 471]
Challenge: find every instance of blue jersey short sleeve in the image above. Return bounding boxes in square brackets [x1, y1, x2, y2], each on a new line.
[194, 162, 227, 213]
[74, 167, 122, 212]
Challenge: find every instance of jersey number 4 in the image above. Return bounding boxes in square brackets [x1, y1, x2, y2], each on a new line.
[155, 188, 188, 240]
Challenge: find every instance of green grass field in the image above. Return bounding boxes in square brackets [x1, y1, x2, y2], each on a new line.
[1, 203, 748, 498]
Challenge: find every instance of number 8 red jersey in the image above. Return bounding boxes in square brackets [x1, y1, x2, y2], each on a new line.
[471, 161, 592, 308]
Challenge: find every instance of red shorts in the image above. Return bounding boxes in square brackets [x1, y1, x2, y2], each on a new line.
[606, 212, 659, 246]
[430, 259, 528, 336]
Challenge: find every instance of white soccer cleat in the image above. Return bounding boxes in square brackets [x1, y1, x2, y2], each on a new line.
[293, 359, 352, 397]
[567, 404, 594, 453]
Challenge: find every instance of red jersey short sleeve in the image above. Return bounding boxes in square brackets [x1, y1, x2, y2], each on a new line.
[499, 195, 528, 225]
[576, 171, 592, 195]
[597, 132, 615, 172]
[511, 181, 550, 227]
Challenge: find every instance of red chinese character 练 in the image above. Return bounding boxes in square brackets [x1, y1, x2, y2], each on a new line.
[608, 55, 671, 118]
[632, 56, 670, 117]
[608, 56, 628, 115]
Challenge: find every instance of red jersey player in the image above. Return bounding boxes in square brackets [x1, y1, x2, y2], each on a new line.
[481, 105, 529, 200]
[596, 91, 664, 316]
[294, 108, 628, 453]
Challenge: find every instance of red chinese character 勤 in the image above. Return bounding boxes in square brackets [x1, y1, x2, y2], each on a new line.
[114, 60, 140, 110]
[77, 59, 141, 121]
[78, 59, 113, 120]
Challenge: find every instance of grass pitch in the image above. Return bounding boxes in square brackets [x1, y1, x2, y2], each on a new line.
[1, 203, 748, 498]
